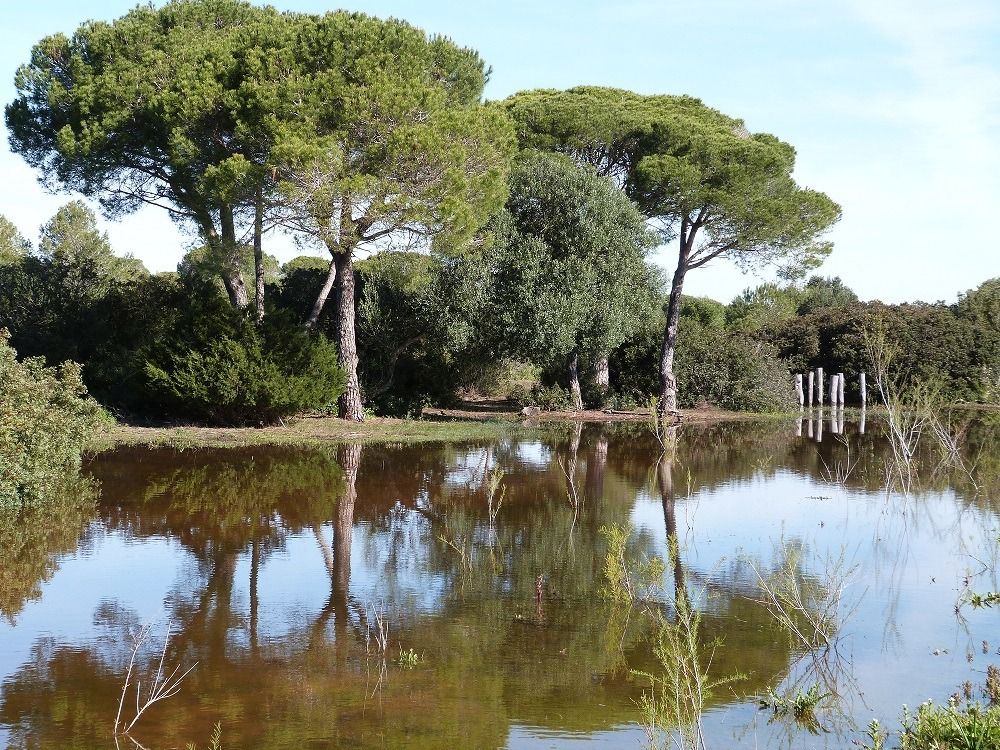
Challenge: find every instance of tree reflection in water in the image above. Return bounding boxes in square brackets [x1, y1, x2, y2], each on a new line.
[3, 416, 998, 748]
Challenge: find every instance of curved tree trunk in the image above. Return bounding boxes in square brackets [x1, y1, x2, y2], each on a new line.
[335, 249, 364, 421]
[659, 227, 694, 416]
[568, 350, 583, 411]
[305, 257, 338, 329]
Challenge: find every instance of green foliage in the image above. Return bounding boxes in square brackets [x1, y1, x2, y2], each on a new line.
[763, 302, 1000, 403]
[396, 648, 423, 669]
[179, 244, 279, 289]
[142, 300, 347, 426]
[680, 295, 726, 329]
[758, 684, 828, 734]
[469, 151, 657, 392]
[38, 201, 146, 281]
[898, 701, 1000, 750]
[510, 383, 576, 411]
[611, 316, 797, 412]
[798, 275, 858, 315]
[0, 202, 149, 379]
[958, 278, 1000, 331]
[726, 282, 802, 332]
[504, 86, 841, 278]
[599, 523, 665, 605]
[0, 331, 104, 506]
[0, 215, 31, 264]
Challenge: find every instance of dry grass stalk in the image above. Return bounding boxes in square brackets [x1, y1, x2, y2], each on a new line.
[114, 621, 197, 736]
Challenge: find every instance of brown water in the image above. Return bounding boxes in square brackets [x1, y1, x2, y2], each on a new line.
[2, 416, 1000, 749]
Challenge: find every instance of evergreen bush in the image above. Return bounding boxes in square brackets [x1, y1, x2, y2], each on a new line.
[0, 330, 103, 505]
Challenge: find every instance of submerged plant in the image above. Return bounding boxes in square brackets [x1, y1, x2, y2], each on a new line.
[396, 647, 423, 669]
[758, 683, 829, 734]
[750, 543, 858, 652]
[185, 722, 223, 750]
[599, 523, 665, 606]
[634, 593, 743, 750]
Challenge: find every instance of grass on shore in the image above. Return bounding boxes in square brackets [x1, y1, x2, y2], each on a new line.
[86, 413, 542, 453]
[84, 399, 837, 455]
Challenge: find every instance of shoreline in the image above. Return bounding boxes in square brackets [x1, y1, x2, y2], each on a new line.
[86, 402, 783, 453]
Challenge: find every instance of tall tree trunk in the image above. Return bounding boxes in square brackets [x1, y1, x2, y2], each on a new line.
[568, 350, 583, 411]
[253, 188, 265, 324]
[593, 355, 610, 405]
[658, 224, 694, 416]
[305, 256, 337, 329]
[335, 249, 364, 421]
[219, 204, 249, 309]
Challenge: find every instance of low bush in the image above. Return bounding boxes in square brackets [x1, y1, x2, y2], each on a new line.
[141, 295, 347, 426]
[611, 319, 797, 413]
[0, 330, 104, 505]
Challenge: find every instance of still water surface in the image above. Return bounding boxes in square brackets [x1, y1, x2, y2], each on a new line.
[2, 416, 999, 749]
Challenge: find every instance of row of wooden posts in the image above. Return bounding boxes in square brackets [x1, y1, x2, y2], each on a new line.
[793, 368, 867, 408]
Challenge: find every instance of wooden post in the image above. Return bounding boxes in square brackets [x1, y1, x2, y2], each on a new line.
[808, 371, 815, 406]
[829, 373, 838, 407]
[817, 368, 824, 407]
[795, 374, 804, 409]
[816, 411, 823, 442]
[859, 372, 867, 408]
[859, 407, 866, 434]
[838, 372, 845, 407]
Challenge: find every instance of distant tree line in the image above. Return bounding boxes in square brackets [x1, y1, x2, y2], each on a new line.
[1, 0, 993, 428]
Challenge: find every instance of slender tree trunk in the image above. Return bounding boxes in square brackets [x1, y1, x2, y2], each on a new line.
[656, 427, 685, 601]
[249, 539, 260, 654]
[335, 248, 364, 421]
[593, 355, 610, 405]
[585, 432, 608, 502]
[305, 257, 338, 329]
[568, 350, 583, 411]
[219, 204, 249, 309]
[658, 225, 694, 416]
[253, 188, 265, 324]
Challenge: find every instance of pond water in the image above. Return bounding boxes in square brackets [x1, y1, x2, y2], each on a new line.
[2, 415, 1000, 749]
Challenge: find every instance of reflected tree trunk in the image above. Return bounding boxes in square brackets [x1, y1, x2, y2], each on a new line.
[311, 443, 362, 654]
[657, 427, 685, 601]
[250, 539, 260, 655]
[333, 443, 361, 620]
[585, 432, 608, 503]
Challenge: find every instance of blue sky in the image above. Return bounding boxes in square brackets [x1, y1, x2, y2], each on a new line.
[1, 0, 998, 303]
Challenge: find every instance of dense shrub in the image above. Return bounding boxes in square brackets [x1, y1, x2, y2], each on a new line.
[0, 331, 104, 505]
[762, 302, 1000, 403]
[141, 291, 347, 426]
[610, 315, 797, 413]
